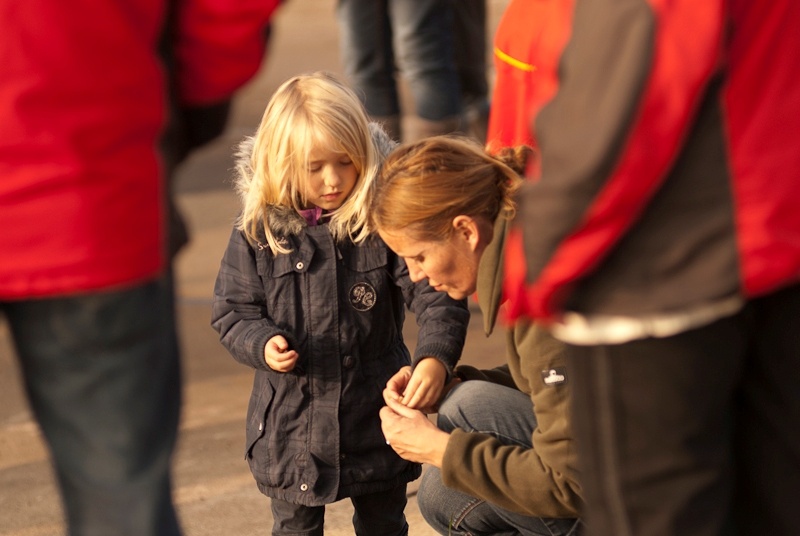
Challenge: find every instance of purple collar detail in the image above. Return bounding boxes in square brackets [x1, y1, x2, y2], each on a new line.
[299, 206, 324, 227]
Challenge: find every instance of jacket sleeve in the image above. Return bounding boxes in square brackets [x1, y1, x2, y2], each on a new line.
[514, 0, 725, 320]
[440, 323, 581, 517]
[172, 0, 282, 106]
[389, 251, 470, 378]
[453, 363, 518, 390]
[211, 227, 291, 371]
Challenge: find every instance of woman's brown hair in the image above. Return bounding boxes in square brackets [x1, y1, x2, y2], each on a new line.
[371, 135, 534, 241]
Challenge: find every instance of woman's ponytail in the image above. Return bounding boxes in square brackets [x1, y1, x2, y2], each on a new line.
[494, 145, 535, 176]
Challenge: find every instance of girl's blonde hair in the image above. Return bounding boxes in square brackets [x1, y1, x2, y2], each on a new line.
[371, 136, 533, 242]
[235, 71, 388, 254]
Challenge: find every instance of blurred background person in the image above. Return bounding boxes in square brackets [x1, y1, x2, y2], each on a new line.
[451, 0, 490, 144]
[0, 0, 279, 533]
[485, 0, 574, 155]
[336, 0, 465, 142]
[511, 0, 800, 534]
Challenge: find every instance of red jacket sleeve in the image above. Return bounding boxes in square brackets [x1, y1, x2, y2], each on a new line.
[512, 0, 725, 320]
[487, 0, 575, 154]
[174, 0, 282, 105]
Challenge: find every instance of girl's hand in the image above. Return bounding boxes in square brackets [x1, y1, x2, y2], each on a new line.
[264, 335, 299, 372]
[380, 394, 449, 467]
[399, 357, 447, 411]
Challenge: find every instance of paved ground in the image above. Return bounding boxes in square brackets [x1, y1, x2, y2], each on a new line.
[0, 1, 510, 534]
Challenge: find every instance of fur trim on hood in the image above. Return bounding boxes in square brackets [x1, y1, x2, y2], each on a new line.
[369, 120, 397, 161]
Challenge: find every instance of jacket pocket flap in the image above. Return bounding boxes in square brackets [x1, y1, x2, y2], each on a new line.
[258, 252, 301, 278]
[344, 247, 387, 272]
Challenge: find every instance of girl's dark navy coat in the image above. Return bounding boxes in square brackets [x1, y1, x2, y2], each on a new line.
[212, 206, 469, 506]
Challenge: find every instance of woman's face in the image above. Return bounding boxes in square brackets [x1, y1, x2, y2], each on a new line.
[379, 217, 482, 300]
[303, 144, 358, 210]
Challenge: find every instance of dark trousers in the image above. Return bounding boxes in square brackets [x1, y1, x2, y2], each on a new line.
[567, 283, 800, 536]
[2, 276, 182, 536]
[451, 0, 488, 106]
[270, 484, 409, 536]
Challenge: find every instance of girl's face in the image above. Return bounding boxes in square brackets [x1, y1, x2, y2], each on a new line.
[303, 144, 358, 210]
[379, 217, 482, 300]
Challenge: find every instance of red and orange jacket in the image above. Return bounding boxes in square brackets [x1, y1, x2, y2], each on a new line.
[486, 0, 574, 156]
[0, 0, 280, 299]
[507, 0, 800, 323]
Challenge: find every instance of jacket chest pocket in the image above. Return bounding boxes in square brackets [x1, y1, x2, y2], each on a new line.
[256, 250, 309, 320]
[342, 247, 388, 313]
[256, 249, 308, 278]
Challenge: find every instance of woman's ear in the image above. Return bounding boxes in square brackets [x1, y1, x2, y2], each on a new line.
[452, 215, 480, 251]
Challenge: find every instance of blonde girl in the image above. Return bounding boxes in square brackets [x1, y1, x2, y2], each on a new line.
[211, 72, 469, 535]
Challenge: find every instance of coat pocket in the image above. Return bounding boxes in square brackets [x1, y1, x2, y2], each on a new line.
[343, 245, 388, 273]
[255, 247, 297, 278]
[244, 377, 275, 485]
[342, 246, 389, 313]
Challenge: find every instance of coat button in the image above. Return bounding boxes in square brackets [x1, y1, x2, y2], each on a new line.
[300, 483, 308, 491]
[342, 355, 355, 369]
[295, 261, 304, 270]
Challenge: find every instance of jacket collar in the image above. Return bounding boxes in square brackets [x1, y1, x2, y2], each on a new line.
[476, 212, 511, 336]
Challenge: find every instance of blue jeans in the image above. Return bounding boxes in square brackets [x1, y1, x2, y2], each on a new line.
[419, 381, 582, 536]
[2, 276, 182, 536]
[336, 0, 461, 121]
[270, 484, 409, 536]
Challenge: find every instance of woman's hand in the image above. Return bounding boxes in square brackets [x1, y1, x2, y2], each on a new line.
[380, 392, 450, 467]
[264, 335, 299, 372]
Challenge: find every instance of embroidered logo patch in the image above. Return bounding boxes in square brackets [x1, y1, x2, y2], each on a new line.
[542, 367, 567, 386]
[349, 282, 377, 311]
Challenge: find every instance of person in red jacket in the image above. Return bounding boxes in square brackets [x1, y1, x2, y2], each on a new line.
[485, 0, 575, 156]
[512, 0, 800, 534]
[0, 0, 279, 534]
